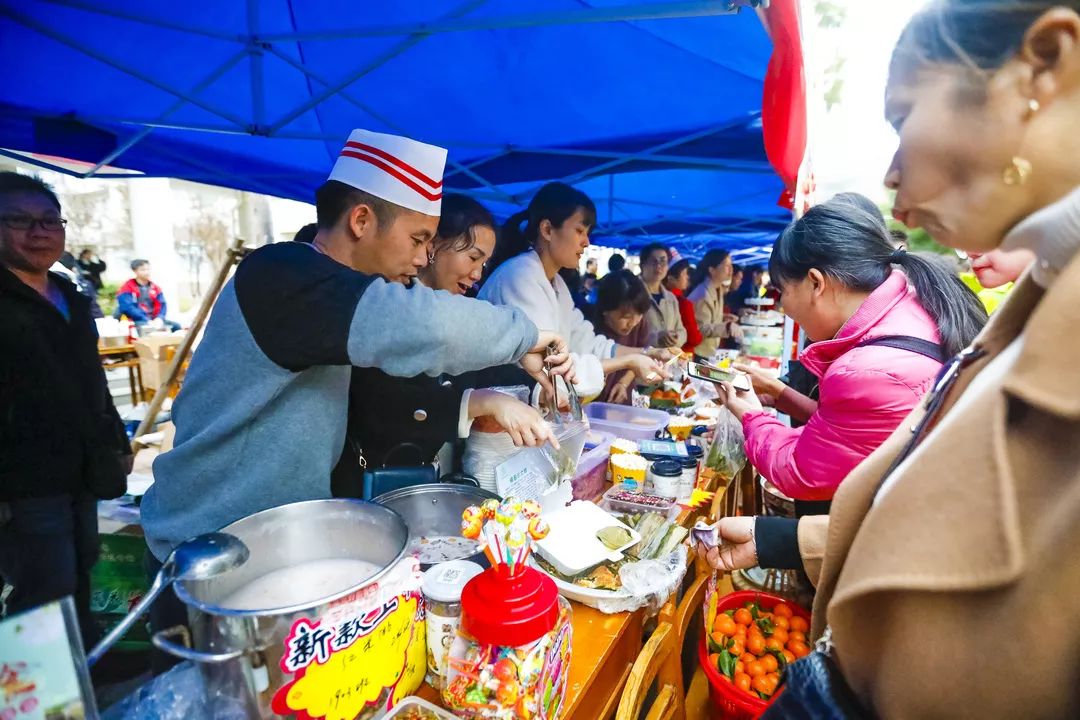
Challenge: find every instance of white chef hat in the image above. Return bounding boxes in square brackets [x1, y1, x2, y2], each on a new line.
[328, 128, 447, 216]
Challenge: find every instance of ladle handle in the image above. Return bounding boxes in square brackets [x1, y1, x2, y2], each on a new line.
[87, 568, 168, 667]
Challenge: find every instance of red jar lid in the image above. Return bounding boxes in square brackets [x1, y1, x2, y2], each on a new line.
[460, 565, 560, 647]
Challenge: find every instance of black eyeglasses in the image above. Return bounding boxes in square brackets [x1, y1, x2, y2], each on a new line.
[0, 215, 68, 231]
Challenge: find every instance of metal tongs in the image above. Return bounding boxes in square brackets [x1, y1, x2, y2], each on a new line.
[542, 344, 585, 485]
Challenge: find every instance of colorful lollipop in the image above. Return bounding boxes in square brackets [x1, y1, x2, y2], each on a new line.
[527, 517, 550, 540]
[461, 517, 482, 539]
[462, 505, 482, 525]
[520, 499, 541, 518]
[480, 498, 500, 519]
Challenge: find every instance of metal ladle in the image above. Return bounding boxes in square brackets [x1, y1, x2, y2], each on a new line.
[87, 532, 249, 666]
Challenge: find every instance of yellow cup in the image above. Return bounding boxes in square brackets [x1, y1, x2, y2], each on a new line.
[668, 416, 693, 441]
[609, 438, 640, 457]
[610, 453, 648, 490]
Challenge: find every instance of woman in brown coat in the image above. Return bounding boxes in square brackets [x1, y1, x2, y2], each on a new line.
[701, 1, 1080, 717]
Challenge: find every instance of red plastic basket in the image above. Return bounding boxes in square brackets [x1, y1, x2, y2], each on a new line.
[697, 590, 812, 720]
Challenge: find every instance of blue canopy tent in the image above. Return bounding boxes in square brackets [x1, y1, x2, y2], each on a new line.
[0, 0, 795, 260]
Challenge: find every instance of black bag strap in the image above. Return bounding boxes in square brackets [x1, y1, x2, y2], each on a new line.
[855, 334, 947, 363]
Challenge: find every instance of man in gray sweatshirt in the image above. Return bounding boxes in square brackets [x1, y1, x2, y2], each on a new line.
[141, 129, 570, 561]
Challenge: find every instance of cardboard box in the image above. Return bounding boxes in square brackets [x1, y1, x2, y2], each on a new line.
[133, 333, 184, 392]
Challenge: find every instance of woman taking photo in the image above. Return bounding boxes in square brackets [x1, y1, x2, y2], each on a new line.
[701, 2, 1080, 716]
[687, 248, 740, 358]
[663, 258, 704, 353]
[336, 195, 554, 495]
[717, 193, 987, 505]
[480, 182, 665, 396]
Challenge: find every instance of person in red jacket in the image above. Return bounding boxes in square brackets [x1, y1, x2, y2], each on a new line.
[116, 259, 179, 332]
[663, 258, 702, 353]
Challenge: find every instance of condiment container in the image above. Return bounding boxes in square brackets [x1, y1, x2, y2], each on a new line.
[443, 566, 572, 719]
[423, 560, 485, 689]
[610, 452, 648, 492]
[677, 455, 699, 502]
[647, 458, 682, 498]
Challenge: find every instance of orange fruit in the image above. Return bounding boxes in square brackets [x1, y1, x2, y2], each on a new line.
[771, 628, 789, 645]
[789, 616, 809, 633]
[746, 634, 766, 656]
[788, 640, 811, 659]
[773, 602, 794, 619]
[733, 608, 753, 626]
[752, 674, 773, 696]
[765, 637, 784, 653]
[740, 653, 756, 666]
[772, 615, 790, 631]
[735, 661, 745, 676]
[734, 672, 752, 695]
[762, 654, 779, 673]
[727, 639, 745, 657]
[710, 631, 726, 647]
[715, 614, 737, 637]
[782, 649, 796, 664]
[788, 631, 806, 645]
[746, 660, 766, 678]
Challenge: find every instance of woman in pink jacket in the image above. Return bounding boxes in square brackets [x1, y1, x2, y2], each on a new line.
[716, 194, 987, 506]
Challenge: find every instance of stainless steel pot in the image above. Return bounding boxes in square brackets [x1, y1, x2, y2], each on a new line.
[154, 499, 408, 718]
[374, 483, 499, 569]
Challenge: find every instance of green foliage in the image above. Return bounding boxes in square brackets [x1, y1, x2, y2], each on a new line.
[815, 0, 846, 29]
[99, 281, 120, 317]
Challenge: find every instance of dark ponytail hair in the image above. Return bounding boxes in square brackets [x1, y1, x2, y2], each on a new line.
[769, 193, 987, 357]
[434, 193, 496, 254]
[689, 249, 731, 294]
[488, 182, 597, 275]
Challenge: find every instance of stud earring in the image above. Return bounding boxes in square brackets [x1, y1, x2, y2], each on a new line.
[1024, 98, 1040, 120]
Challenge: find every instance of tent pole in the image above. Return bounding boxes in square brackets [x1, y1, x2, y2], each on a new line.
[132, 238, 249, 445]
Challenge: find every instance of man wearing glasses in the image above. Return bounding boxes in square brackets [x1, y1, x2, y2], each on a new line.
[0, 172, 131, 646]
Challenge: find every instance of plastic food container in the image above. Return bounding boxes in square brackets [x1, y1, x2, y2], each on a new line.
[585, 402, 669, 441]
[444, 566, 572, 719]
[384, 697, 458, 719]
[535, 500, 639, 576]
[570, 429, 615, 501]
[423, 560, 485, 689]
[699, 591, 812, 719]
[647, 459, 682, 498]
[599, 483, 676, 517]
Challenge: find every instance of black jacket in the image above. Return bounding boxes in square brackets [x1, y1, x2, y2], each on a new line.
[0, 266, 131, 500]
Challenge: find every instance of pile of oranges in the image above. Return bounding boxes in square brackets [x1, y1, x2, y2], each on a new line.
[706, 600, 810, 700]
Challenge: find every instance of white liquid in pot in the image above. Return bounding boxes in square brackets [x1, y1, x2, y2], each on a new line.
[219, 558, 382, 611]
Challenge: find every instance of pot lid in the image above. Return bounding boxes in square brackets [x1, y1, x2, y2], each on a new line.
[422, 560, 484, 603]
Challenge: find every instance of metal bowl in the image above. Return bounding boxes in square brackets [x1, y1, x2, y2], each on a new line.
[374, 483, 500, 568]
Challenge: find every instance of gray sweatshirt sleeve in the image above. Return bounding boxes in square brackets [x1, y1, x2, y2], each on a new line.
[348, 279, 540, 377]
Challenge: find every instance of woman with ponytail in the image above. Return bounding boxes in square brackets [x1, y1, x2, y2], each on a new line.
[480, 182, 666, 397]
[715, 192, 987, 505]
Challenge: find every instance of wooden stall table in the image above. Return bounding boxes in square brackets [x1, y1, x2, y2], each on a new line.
[99, 342, 146, 404]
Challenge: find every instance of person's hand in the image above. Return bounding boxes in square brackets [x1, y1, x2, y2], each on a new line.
[733, 362, 785, 398]
[656, 329, 679, 348]
[713, 380, 762, 422]
[645, 346, 676, 362]
[607, 381, 632, 405]
[473, 390, 559, 449]
[695, 517, 758, 572]
[723, 313, 740, 323]
[725, 321, 744, 340]
[624, 353, 667, 382]
[521, 331, 576, 396]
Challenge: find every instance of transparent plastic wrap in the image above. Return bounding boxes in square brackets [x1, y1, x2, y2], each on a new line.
[101, 661, 251, 720]
[462, 385, 532, 493]
[703, 406, 747, 482]
[592, 544, 688, 615]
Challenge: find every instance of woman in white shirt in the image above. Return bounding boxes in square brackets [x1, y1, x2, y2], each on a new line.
[480, 182, 664, 397]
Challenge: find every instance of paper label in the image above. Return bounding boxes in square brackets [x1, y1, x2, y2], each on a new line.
[271, 559, 425, 720]
[638, 439, 689, 457]
[495, 448, 554, 502]
[425, 609, 460, 681]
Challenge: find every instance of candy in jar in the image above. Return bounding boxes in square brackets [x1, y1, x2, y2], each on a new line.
[442, 566, 572, 719]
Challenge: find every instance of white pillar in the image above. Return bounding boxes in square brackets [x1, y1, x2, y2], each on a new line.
[127, 179, 183, 323]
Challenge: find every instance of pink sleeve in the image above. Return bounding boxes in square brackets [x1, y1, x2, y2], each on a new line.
[745, 369, 925, 501]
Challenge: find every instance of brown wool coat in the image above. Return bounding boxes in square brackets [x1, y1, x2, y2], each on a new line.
[797, 256, 1080, 719]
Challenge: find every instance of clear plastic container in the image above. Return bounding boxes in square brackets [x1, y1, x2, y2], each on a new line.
[443, 568, 572, 719]
[570, 429, 615, 500]
[423, 560, 485, 689]
[599, 482, 677, 516]
[584, 402, 669, 441]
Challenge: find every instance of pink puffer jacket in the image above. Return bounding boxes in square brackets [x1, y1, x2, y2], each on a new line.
[743, 271, 944, 501]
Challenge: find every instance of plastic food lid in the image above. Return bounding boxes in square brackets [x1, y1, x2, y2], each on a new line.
[650, 459, 683, 477]
[423, 560, 485, 603]
[687, 445, 704, 458]
[679, 456, 699, 469]
[460, 566, 560, 646]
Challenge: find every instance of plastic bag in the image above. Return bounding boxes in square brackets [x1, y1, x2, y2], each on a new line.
[704, 406, 746, 482]
[594, 544, 688, 615]
[101, 661, 251, 720]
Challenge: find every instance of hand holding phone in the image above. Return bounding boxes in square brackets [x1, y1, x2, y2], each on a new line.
[687, 361, 752, 392]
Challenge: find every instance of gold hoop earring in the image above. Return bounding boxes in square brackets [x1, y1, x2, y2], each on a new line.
[1002, 156, 1032, 186]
